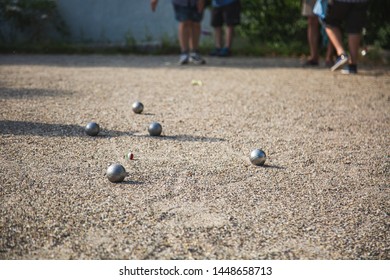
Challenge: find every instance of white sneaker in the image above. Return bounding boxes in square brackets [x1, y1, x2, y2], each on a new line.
[178, 53, 189, 65]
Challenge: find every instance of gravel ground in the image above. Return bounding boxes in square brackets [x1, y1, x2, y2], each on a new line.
[0, 54, 389, 260]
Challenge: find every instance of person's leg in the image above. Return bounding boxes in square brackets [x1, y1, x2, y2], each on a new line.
[216, 25, 234, 57]
[324, 1, 349, 70]
[189, 21, 206, 64]
[325, 42, 335, 66]
[340, 33, 360, 74]
[210, 6, 223, 55]
[342, 1, 368, 72]
[224, 25, 234, 49]
[178, 21, 190, 53]
[348, 33, 361, 65]
[189, 21, 201, 52]
[173, 4, 191, 64]
[187, 5, 206, 64]
[209, 26, 222, 56]
[325, 25, 349, 71]
[307, 16, 320, 62]
[325, 25, 344, 56]
[219, 0, 240, 56]
[214, 27, 223, 49]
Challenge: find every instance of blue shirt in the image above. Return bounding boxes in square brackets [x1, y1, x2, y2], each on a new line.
[172, 0, 199, 6]
[212, 0, 237, 7]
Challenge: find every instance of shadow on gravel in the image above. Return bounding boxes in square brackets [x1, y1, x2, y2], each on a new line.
[116, 180, 144, 185]
[0, 87, 73, 99]
[0, 120, 130, 137]
[135, 134, 225, 142]
[262, 164, 286, 170]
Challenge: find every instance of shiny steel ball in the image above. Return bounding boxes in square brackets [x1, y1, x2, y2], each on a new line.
[250, 149, 266, 166]
[106, 163, 127, 183]
[148, 122, 162, 136]
[132, 101, 144, 114]
[85, 122, 100, 136]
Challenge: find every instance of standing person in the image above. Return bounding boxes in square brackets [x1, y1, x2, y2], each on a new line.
[151, 0, 206, 65]
[302, 0, 334, 66]
[209, 0, 241, 57]
[324, 0, 369, 74]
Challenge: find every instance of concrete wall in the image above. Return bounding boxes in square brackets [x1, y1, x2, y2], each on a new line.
[56, 0, 211, 45]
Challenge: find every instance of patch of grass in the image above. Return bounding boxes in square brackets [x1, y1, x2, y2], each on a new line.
[0, 41, 176, 55]
[199, 35, 306, 57]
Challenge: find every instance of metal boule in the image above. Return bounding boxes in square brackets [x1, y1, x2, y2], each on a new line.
[250, 149, 266, 166]
[132, 101, 144, 114]
[148, 122, 162, 136]
[85, 122, 100, 136]
[106, 163, 127, 183]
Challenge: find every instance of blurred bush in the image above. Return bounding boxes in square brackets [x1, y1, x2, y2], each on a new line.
[237, 0, 389, 50]
[237, 0, 306, 44]
[365, 0, 390, 49]
[0, 0, 68, 43]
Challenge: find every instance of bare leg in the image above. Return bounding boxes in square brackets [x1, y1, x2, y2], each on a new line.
[326, 25, 345, 56]
[307, 16, 319, 61]
[325, 42, 335, 64]
[189, 22, 201, 51]
[214, 26, 223, 49]
[348, 33, 361, 65]
[188, 21, 205, 64]
[225, 25, 234, 49]
[178, 21, 190, 53]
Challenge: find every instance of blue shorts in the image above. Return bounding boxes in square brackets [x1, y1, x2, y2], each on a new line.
[173, 4, 203, 22]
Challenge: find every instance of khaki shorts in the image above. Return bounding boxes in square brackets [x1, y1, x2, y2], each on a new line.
[302, 0, 317, 16]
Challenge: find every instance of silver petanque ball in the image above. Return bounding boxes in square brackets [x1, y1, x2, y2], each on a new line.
[85, 122, 100, 136]
[106, 163, 127, 183]
[148, 122, 162, 136]
[132, 101, 144, 114]
[250, 149, 267, 166]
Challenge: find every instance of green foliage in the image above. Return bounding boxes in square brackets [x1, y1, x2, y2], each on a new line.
[237, 0, 306, 44]
[375, 25, 390, 49]
[0, 0, 68, 43]
[0, 0, 388, 55]
[237, 0, 390, 50]
[365, 0, 390, 49]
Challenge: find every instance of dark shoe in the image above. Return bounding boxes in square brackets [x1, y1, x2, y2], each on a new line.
[209, 48, 221, 56]
[341, 64, 357, 75]
[189, 52, 206, 65]
[331, 54, 348, 71]
[218, 47, 231, 57]
[302, 59, 319, 67]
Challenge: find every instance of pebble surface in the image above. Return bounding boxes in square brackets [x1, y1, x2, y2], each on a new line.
[0, 55, 389, 260]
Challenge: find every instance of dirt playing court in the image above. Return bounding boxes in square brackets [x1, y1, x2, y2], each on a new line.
[0, 55, 389, 259]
